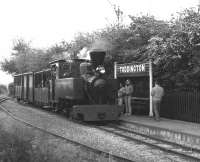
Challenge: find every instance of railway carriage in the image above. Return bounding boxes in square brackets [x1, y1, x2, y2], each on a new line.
[8, 83, 15, 97]
[13, 50, 123, 121]
[34, 69, 51, 106]
[14, 74, 23, 101]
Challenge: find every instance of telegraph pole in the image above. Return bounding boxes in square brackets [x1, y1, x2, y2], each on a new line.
[106, 0, 123, 29]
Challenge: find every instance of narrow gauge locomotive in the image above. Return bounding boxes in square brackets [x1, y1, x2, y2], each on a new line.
[13, 50, 123, 121]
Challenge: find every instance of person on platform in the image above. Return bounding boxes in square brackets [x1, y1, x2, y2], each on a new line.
[118, 83, 125, 106]
[151, 80, 164, 121]
[124, 79, 133, 116]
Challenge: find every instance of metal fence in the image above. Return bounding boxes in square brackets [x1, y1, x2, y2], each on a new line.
[161, 90, 200, 123]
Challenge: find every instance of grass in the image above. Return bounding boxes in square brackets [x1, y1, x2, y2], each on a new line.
[0, 124, 60, 162]
[0, 123, 118, 162]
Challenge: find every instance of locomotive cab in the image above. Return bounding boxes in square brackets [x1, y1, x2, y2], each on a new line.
[49, 59, 86, 112]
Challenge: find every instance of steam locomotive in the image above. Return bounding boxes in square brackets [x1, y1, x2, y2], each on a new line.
[13, 50, 123, 121]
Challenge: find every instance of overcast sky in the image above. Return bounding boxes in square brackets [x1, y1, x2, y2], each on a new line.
[0, 0, 198, 85]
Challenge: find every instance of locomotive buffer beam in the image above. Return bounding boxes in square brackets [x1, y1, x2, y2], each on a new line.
[72, 105, 123, 121]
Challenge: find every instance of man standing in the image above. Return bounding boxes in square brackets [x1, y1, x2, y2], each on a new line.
[125, 79, 133, 116]
[151, 80, 164, 121]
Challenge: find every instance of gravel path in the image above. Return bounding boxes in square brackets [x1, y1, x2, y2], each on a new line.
[1, 100, 192, 162]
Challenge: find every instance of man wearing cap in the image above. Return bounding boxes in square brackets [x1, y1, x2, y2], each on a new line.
[124, 79, 133, 116]
[151, 80, 164, 121]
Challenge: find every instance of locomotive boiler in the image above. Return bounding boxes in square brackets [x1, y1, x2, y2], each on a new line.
[13, 50, 123, 121]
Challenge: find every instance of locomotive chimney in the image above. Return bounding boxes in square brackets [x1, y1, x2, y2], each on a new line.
[89, 49, 106, 68]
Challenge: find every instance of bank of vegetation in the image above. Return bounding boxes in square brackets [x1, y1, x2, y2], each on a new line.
[0, 123, 114, 162]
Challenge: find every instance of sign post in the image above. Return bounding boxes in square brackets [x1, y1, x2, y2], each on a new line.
[149, 60, 153, 117]
[114, 62, 117, 79]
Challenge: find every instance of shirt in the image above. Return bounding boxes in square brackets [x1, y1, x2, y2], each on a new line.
[125, 84, 133, 96]
[151, 85, 164, 101]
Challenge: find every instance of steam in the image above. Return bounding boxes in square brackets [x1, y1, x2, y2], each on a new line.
[90, 38, 112, 51]
[77, 38, 113, 60]
[77, 47, 90, 60]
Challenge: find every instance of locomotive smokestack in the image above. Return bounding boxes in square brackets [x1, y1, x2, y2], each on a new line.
[89, 50, 106, 68]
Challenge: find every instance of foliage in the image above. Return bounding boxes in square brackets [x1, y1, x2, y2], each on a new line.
[129, 15, 170, 45]
[1, 40, 71, 74]
[1, 58, 18, 74]
[146, 8, 200, 90]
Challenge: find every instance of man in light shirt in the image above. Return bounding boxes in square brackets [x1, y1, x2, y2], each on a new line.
[151, 80, 164, 121]
[125, 79, 133, 116]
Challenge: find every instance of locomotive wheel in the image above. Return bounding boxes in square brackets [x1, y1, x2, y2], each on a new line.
[51, 102, 58, 112]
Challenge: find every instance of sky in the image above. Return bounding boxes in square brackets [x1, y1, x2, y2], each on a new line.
[0, 0, 199, 85]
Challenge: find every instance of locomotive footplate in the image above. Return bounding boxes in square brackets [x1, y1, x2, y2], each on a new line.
[72, 105, 123, 121]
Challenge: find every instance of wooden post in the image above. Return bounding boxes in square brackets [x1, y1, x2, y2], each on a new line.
[149, 60, 153, 116]
[114, 62, 117, 79]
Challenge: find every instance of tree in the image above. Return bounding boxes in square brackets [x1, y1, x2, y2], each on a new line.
[1, 39, 31, 74]
[1, 58, 18, 74]
[12, 39, 32, 73]
[1, 39, 71, 74]
[145, 8, 200, 90]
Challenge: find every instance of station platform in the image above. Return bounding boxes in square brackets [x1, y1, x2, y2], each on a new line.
[120, 115, 200, 150]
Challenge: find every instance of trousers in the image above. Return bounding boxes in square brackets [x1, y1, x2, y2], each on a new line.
[152, 99, 161, 120]
[125, 95, 132, 114]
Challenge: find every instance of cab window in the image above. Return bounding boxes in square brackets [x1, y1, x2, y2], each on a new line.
[59, 62, 71, 78]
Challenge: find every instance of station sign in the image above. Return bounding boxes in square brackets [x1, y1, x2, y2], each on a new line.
[116, 62, 149, 77]
[114, 60, 153, 117]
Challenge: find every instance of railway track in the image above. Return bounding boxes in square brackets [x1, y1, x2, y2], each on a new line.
[0, 96, 133, 162]
[0, 96, 10, 103]
[66, 116, 200, 161]
[1, 96, 200, 161]
[96, 122, 200, 162]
